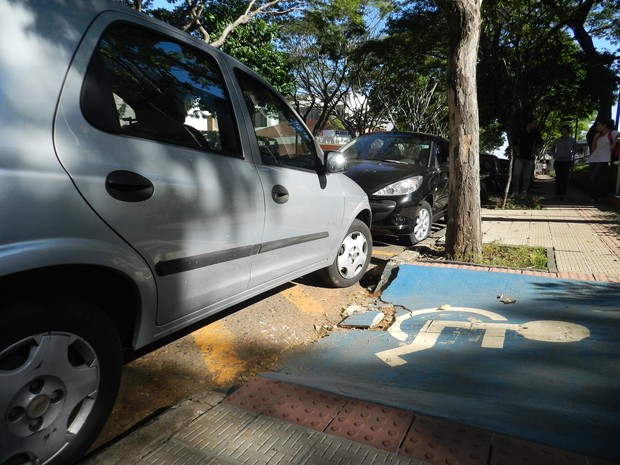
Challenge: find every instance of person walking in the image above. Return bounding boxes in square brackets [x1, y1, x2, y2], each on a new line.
[511, 118, 543, 196]
[589, 118, 618, 202]
[549, 124, 577, 199]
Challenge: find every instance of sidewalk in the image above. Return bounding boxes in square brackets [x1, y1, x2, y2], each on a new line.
[82, 176, 620, 465]
[478, 175, 620, 281]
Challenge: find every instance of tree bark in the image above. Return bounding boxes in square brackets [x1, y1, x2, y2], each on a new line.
[436, 0, 483, 261]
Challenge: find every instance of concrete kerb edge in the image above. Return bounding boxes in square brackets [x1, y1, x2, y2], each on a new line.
[379, 229, 620, 286]
[374, 248, 615, 291]
[546, 247, 558, 273]
[374, 250, 421, 295]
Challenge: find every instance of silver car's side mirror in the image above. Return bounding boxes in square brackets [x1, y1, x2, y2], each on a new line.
[325, 151, 347, 173]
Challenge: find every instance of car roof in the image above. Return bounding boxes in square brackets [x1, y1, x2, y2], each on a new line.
[4, 0, 279, 113]
[358, 131, 442, 137]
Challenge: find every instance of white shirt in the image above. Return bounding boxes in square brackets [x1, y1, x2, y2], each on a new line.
[590, 130, 617, 163]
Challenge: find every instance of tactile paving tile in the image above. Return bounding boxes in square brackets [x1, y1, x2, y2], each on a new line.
[223, 376, 288, 413]
[550, 223, 608, 254]
[589, 255, 620, 276]
[264, 384, 348, 431]
[324, 400, 415, 452]
[556, 250, 620, 275]
[489, 434, 587, 465]
[528, 221, 554, 248]
[554, 250, 593, 274]
[548, 229, 586, 254]
[221, 378, 620, 465]
[399, 414, 491, 465]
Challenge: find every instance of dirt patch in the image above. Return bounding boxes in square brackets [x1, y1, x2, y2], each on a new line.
[93, 268, 385, 450]
[92, 242, 410, 451]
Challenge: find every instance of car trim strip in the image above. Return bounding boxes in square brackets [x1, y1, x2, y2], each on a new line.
[258, 232, 329, 254]
[155, 245, 260, 276]
[155, 232, 329, 276]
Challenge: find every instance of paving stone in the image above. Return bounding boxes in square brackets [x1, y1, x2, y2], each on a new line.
[264, 386, 347, 431]
[399, 415, 492, 465]
[325, 401, 414, 453]
[339, 311, 385, 329]
[223, 377, 288, 414]
[489, 434, 588, 465]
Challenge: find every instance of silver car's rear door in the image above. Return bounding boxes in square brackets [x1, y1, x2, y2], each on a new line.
[54, 14, 264, 326]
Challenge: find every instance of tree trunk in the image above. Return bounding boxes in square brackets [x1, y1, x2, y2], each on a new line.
[437, 0, 483, 261]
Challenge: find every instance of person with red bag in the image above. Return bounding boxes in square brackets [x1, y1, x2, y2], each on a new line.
[607, 124, 620, 162]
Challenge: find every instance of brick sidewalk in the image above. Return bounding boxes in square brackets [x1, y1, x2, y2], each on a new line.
[477, 176, 620, 282]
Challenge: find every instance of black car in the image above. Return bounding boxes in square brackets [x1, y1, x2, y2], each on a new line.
[480, 153, 509, 203]
[340, 131, 450, 245]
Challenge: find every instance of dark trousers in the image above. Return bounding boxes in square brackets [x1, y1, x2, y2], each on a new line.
[589, 162, 609, 200]
[554, 160, 572, 197]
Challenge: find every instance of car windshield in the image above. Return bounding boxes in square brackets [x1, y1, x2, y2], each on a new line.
[341, 133, 431, 166]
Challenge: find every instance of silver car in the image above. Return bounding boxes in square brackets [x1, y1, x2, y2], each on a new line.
[0, 1, 372, 463]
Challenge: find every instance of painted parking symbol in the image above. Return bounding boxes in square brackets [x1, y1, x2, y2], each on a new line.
[376, 306, 590, 367]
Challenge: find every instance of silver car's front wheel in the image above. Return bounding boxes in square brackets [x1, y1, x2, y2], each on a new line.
[0, 298, 122, 465]
[319, 219, 372, 288]
[337, 229, 369, 279]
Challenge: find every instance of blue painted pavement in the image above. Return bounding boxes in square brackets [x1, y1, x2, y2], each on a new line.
[268, 265, 620, 461]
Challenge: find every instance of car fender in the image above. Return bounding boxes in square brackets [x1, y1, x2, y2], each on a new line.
[328, 173, 372, 263]
[0, 238, 157, 346]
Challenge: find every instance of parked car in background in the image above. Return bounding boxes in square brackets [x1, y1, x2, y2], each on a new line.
[340, 132, 450, 245]
[480, 153, 509, 204]
[0, 2, 372, 464]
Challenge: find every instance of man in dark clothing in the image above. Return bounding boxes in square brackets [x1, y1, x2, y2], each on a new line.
[511, 118, 542, 196]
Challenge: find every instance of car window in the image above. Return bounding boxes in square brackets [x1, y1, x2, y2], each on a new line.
[236, 71, 317, 170]
[342, 133, 432, 166]
[82, 23, 240, 155]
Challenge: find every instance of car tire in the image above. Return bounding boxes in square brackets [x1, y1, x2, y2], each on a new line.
[405, 200, 433, 245]
[319, 219, 372, 288]
[0, 296, 122, 465]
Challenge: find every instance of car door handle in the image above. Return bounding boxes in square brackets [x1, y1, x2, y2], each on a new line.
[271, 185, 289, 204]
[106, 170, 155, 202]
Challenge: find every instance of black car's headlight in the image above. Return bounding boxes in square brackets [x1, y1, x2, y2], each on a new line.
[373, 176, 423, 196]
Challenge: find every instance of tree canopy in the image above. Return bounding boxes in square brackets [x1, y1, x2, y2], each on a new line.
[120, 0, 619, 142]
[118, 0, 296, 93]
[279, 0, 391, 134]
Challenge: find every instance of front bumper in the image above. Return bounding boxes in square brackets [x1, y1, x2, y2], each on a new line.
[369, 197, 422, 237]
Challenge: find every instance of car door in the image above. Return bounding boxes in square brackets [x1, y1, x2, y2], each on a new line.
[54, 16, 264, 325]
[431, 137, 450, 215]
[233, 71, 346, 288]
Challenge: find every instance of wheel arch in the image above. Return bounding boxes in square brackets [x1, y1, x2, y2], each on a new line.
[424, 193, 435, 209]
[0, 265, 140, 359]
[356, 208, 372, 229]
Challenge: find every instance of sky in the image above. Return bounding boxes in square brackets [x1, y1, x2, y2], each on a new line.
[151, 0, 171, 8]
